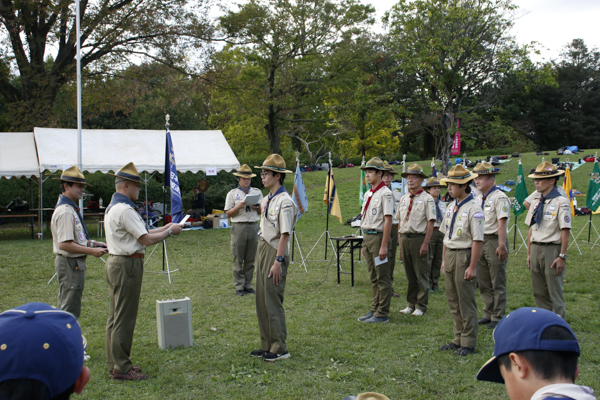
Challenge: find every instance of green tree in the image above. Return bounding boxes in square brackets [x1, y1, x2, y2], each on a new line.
[0, 0, 213, 130]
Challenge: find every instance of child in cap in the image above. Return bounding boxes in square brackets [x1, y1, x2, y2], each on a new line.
[477, 307, 595, 400]
[0, 302, 90, 399]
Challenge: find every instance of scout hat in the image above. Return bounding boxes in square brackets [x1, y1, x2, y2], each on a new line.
[232, 164, 257, 178]
[53, 166, 92, 186]
[441, 164, 478, 185]
[476, 307, 580, 384]
[360, 157, 387, 171]
[255, 154, 293, 174]
[424, 176, 446, 188]
[110, 162, 146, 185]
[473, 162, 500, 175]
[197, 179, 209, 193]
[401, 163, 428, 178]
[0, 302, 85, 397]
[527, 161, 565, 179]
[383, 162, 398, 175]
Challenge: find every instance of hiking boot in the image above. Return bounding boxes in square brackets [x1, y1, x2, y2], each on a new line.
[262, 352, 290, 362]
[250, 349, 268, 357]
[439, 342, 460, 351]
[454, 347, 476, 356]
[245, 288, 256, 294]
[111, 369, 149, 381]
[358, 311, 374, 322]
[478, 318, 491, 325]
[488, 321, 498, 329]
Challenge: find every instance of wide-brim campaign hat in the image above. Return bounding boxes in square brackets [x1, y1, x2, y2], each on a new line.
[424, 176, 446, 188]
[528, 161, 565, 179]
[473, 162, 501, 175]
[197, 179, 209, 193]
[441, 164, 478, 184]
[52, 166, 92, 186]
[109, 162, 146, 185]
[232, 164, 257, 178]
[401, 163, 428, 178]
[360, 157, 387, 171]
[476, 307, 580, 384]
[383, 162, 398, 175]
[255, 154, 293, 174]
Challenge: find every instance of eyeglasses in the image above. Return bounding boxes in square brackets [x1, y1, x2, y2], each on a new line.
[260, 172, 270, 178]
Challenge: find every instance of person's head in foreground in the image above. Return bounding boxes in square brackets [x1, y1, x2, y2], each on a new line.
[477, 307, 596, 400]
[0, 302, 90, 400]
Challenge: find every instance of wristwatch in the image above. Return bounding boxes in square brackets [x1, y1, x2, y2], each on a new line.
[168, 229, 173, 237]
[275, 256, 284, 263]
[558, 253, 567, 260]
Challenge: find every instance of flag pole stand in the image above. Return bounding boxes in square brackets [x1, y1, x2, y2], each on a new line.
[289, 153, 309, 272]
[571, 212, 600, 246]
[507, 217, 528, 255]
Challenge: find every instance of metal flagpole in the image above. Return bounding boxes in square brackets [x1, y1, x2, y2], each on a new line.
[76, 0, 83, 212]
[324, 152, 332, 260]
[513, 216, 517, 250]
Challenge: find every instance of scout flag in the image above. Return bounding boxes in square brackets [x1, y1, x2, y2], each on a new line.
[513, 160, 528, 217]
[562, 165, 575, 217]
[324, 168, 343, 224]
[359, 157, 368, 207]
[292, 164, 309, 219]
[586, 160, 600, 212]
[165, 131, 183, 223]
[450, 119, 461, 155]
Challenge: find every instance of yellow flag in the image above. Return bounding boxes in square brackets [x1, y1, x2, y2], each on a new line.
[562, 165, 575, 217]
[324, 169, 343, 224]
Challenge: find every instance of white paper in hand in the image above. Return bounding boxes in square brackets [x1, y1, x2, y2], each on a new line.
[374, 256, 388, 266]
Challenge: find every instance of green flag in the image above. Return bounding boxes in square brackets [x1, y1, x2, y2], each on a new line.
[586, 160, 600, 212]
[513, 160, 528, 217]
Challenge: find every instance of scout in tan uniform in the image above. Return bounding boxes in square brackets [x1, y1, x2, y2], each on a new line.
[104, 162, 183, 380]
[438, 165, 484, 356]
[357, 157, 394, 323]
[224, 165, 263, 296]
[473, 162, 511, 329]
[396, 164, 436, 316]
[250, 155, 297, 362]
[525, 162, 571, 318]
[382, 163, 401, 297]
[423, 176, 447, 292]
[51, 166, 108, 319]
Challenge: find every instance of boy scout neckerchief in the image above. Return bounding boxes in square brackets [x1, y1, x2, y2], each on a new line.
[405, 189, 424, 222]
[362, 181, 386, 219]
[448, 194, 474, 238]
[435, 198, 443, 224]
[105, 193, 137, 214]
[264, 186, 286, 216]
[481, 186, 499, 208]
[530, 187, 561, 228]
[55, 195, 90, 240]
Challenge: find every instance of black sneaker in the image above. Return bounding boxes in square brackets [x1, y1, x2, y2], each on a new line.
[454, 347, 476, 356]
[245, 288, 256, 294]
[262, 352, 290, 362]
[250, 349, 268, 357]
[357, 311, 374, 322]
[488, 321, 498, 329]
[236, 290, 246, 296]
[439, 342, 460, 351]
[478, 318, 491, 325]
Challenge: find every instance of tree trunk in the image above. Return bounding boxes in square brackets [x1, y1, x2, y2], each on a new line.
[265, 104, 281, 155]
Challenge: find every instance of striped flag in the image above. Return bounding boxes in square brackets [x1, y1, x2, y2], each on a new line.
[563, 164, 575, 217]
[324, 168, 343, 224]
[292, 164, 309, 219]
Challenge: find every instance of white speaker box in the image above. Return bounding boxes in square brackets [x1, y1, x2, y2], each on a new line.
[156, 297, 193, 349]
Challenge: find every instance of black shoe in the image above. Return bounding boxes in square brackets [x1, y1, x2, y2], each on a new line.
[250, 349, 268, 357]
[262, 352, 290, 362]
[245, 288, 256, 294]
[439, 342, 460, 351]
[478, 318, 491, 325]
[454, 347, 476, 356]
[488, 321, 498, 329]
[236, 290, 246, 296]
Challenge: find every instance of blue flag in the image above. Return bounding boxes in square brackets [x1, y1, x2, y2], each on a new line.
[165, 132, 183, 223]
[292, 164, 309, 219]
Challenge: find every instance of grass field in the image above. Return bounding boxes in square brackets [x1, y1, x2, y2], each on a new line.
[0, 150, 599, 399]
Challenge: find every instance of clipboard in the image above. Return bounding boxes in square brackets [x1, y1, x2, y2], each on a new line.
[244, 193, 261, 206]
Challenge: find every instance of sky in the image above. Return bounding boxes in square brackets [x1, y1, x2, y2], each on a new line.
[365, 0, 600, 62]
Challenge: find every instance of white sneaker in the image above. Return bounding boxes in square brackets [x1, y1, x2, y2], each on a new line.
[83, 351, 91, 362]
[399, 307, 414, 315]
[412, 309, 425, 316]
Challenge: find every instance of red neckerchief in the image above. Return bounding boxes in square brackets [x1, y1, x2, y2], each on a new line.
[362, 181, 386, 218]
[405, 189, 424, 222]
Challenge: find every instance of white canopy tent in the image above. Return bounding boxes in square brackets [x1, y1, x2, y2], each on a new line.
[0, 132, 40, 178]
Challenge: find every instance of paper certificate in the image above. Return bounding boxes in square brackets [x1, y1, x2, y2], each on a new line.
[374, 256, 388, 266]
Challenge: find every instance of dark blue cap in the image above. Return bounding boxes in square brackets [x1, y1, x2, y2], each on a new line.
[0, 303, 84, 397]
[477, 307, 580, 383]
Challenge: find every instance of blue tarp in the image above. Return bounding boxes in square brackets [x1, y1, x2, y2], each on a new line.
[567, 146, 579, 153]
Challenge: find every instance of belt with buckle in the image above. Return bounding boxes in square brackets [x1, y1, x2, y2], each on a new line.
[532, 242, 558, 246]
[234, 221, 257, 224]
[447, 248, 469, 252]
[127, 253, 144, 259]
[403, 233, 425, 239]
[363, 230, 380, 235]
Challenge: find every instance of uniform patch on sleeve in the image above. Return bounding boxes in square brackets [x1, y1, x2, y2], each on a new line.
[502, 206, 508, 212]
[384, 192, 393, 198]
[473, 212, 484, 218]
[565, 216, 570, 223]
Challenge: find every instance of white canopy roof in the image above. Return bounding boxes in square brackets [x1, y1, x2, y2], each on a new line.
[0, 132, 40, 178]
[33, 128, 239, 173]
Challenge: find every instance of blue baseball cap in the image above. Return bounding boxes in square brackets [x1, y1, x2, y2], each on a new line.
[0, 302, 84, 397]
[477, 307, 580, 383]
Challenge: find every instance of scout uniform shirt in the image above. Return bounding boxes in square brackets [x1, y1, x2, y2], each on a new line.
[361, 186, 394, 231]
[259, 192, 298, 256]
[391, 189, 402, 225]
[51, 204, 88, 257]
[440, 197, 485, 249]
[476, 189, 511, 235]
[525, 192, 572, 244]
[396, 190, 436, 234]
[224, 187, 263, 222]
[104, 203, 148, 255]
